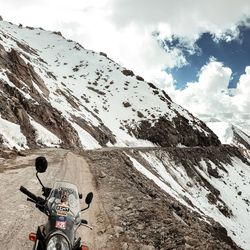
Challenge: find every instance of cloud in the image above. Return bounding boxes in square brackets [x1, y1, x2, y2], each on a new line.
[110, 0, 250, 40]
[171, 60, 233, 114]
[157, 61, 250, 125]
[1, 0, 249, 84]
[232, 66, 250, 112]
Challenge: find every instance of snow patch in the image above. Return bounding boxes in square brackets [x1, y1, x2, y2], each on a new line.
[207, 121, 233, 144]
[30, 118, 61, 147]
[71, 123, 101, 149]
[0, 116, 27, 150]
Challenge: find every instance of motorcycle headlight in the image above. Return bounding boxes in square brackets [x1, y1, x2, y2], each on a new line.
[46, 233, 70, 250]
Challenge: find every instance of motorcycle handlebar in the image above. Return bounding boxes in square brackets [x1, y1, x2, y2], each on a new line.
[20, 186, 38, 202]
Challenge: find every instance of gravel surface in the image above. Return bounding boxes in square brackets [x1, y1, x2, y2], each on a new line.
[0, 148, 109, 250]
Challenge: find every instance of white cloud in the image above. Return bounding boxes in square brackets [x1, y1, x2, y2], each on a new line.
[232, 66, 250, 112]
[173, 61, 233, 114]
[159, 62, 250, 124]
[110, 0, 250, 40]
[1, 0, 250, 84]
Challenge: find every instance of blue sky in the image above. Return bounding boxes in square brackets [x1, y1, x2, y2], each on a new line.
[165, 22, 250, 89]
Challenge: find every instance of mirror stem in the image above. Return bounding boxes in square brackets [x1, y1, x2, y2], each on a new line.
[81, 205, 90, 212]
[36, 172, 45, 189]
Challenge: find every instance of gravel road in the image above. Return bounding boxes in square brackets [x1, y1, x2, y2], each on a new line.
[0, 148, 108, 250]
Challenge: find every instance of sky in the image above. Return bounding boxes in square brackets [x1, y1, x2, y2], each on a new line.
[0, 0, 250, 119]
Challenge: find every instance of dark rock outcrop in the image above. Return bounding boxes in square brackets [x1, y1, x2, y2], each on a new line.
[132, 116, 221, 147]
[0, 80, 82, 148]
[71, 115, 116, 146]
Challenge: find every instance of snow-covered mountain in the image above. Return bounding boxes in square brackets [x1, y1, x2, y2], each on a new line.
[200, 113, 250, 152]
[0, 19, 250, 249]
[0, 20, 219, 151]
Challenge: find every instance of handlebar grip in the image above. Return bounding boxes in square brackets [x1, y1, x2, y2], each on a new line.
[20, 186, 38, 202]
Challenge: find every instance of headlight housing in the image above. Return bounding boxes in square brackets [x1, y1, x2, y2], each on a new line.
[46, 233, 70, 250]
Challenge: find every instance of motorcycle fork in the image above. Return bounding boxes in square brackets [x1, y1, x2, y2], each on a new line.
[33, 225, 46, 250]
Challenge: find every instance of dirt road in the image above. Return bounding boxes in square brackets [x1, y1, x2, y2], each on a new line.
[0, 147, 240, 250]
[0, 148, 109, 250]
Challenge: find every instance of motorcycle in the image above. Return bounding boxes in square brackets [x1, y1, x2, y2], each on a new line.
[19, 156, 93, 250]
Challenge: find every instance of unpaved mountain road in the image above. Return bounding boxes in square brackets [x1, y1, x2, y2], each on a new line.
[0, 148, 110, 250]
[0, 147, 240, 250]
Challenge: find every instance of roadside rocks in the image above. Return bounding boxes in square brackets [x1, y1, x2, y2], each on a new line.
[84, 149, 240, 250]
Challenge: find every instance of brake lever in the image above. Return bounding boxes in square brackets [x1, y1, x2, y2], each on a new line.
[82, 224, 93, 230]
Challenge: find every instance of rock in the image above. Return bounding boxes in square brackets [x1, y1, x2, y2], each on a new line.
[126, 196, 134, 202]
[0, 16, 3, 21]
[137, 111, 144, 118]
[184, 236, 200, 246]
[17, 151, 27, 157]
[122, 242, 129, 250]
[139, 245, 155, 250]
[185, 243, 194, 250]
[207, 165, 220, 178]
[136, 75, 144, 81]
[99, 171, 106, 178]
[122, 69, 134, 77]
[130, 115, 220, 147]
[123, 101, 131, 108]
[137, 223, 145, 230]
[52, 31, 62, 36]
[114, 226, 124, 234]
[100, 52, 107, 57]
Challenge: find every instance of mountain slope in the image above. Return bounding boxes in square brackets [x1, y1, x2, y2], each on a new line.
[0, 20, 219, 150]
[206, 121, 250, 151]
[0, 19, 250, 250]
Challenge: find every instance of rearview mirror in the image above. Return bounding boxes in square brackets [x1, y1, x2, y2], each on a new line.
[35, 156, 48, 173]
[85, 192, 93, 205]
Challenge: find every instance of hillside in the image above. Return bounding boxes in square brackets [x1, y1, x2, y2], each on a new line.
[0, 19, 250, 250]
[0, 20, 219, 151]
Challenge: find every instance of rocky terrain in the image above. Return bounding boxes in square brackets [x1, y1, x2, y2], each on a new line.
[0, 18, 250, 249]
[0, 19, 220, 151]
[0, 148, 244, 250]
[84, 148, 243, 250]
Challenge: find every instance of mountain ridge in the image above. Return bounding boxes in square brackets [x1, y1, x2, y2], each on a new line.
[0, 19, 220, 151]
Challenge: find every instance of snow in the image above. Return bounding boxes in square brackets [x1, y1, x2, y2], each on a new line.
[128, 154, 191, 208]
[30, 118, 61, 147]
[194, 159, 250, 249]
[70, 123, 101, 149]
[206, 120, 250, 149]
[234, 126, 250, 147]
[0, 20, 212, 148]
[207, 121, 233, 144]
[130, 150, 250, 250]
[199, 113, 250, 146]
[0, 116, 27, 150]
